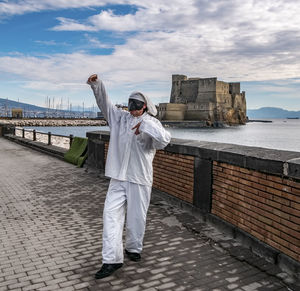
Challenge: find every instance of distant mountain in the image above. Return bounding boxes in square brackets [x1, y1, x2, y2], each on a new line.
[0, 97, 47, 112]
[247, 107, 300, 119]
[0, 98, 96, 118]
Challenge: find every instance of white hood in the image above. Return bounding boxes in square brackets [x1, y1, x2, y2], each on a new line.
[129, 91, 157, 116]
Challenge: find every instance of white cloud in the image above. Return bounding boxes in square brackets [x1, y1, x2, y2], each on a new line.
[23, 81, 87, 91]
[88, 9, 139, 31]
[0, 0, 122, 17]
[1, 0, 300, 109]
[34, 40, 69, 46]
[51, 17, 96, 32]
[84, 34, 114, 49]
[52, 0, 197, 32]
[45, 0, 300, 83]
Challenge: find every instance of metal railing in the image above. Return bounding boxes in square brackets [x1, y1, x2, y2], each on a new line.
[15, 127, 74, 149]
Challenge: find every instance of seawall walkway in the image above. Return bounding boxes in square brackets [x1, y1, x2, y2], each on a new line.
[0, 138, 296, 291]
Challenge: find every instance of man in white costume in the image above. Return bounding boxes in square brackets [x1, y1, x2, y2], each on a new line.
[87, 74, 171, 279]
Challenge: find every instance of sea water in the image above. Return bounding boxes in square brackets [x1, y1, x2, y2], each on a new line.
[24, 119, 300, 152]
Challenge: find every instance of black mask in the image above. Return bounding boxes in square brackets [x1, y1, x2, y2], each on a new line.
[128, 98, 145, 111]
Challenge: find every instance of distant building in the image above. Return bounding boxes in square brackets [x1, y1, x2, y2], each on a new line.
[11, 108, 23, 119]
[158, 75, 247, 125]
[115, 104, 128, 111]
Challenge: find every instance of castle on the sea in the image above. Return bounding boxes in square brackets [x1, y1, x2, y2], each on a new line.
[158, 75, 247, 125]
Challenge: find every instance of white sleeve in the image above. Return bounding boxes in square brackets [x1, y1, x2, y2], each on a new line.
[88, 79, 122, 126]
[139, 118, 171, 150]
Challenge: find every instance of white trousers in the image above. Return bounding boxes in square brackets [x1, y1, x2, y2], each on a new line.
[102, 179, 152, 264]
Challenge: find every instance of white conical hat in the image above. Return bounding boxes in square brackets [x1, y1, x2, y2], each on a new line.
[129, 91, 157, 116]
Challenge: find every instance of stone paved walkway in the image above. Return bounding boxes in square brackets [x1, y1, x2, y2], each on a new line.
[0, 138, 296, 291]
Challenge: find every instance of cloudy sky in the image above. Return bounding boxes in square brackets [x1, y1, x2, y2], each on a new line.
[1, 0, 300, 111]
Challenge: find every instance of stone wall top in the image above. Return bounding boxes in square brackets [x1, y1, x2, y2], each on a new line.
[87, 130, 300, 180]
[1, 119, 106, 127]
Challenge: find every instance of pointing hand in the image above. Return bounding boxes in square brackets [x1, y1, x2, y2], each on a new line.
[132, 122, 142, 135]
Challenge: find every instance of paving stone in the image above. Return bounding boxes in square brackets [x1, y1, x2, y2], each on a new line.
[59, 279, 81, 288]
[141, 280, 161, 288]
[157, 281, 177, 289]
[59, 287, 75, 291]
[7, 280, 31, 290]
[0, 138, 297, 291]
[38, 284, 60, 291]
[73, 282, 90, 289]
[0, 279, 18, 288]
[22, 282, 46, 291]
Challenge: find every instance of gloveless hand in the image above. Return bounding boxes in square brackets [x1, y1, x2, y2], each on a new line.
[132, 122, 142, 135]
[87, 74, 98, 83]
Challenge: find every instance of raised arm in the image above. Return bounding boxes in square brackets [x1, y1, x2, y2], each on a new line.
[87, 74, 122, 126]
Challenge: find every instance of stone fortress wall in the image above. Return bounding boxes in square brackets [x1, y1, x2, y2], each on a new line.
[158, 75, 247, 125]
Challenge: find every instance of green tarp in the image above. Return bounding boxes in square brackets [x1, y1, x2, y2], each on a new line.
[64, 137, 88, 167]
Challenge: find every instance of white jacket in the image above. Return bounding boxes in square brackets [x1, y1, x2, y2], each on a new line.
[89, 79, 171, 186]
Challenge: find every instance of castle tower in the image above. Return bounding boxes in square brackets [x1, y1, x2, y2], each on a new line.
[170, 75, 187, 103]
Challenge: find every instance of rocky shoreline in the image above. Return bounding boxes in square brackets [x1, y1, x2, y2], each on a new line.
[0, 118, 107, 127]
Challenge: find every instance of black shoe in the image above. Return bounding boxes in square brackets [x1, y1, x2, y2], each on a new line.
[125, 249, 141, 262]
[94, 263, 123, 279]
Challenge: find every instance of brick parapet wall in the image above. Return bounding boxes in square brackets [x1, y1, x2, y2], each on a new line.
[86, 130, 300, 265]
[212, 161, 300, 262]
[153, 150, 194, 203]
